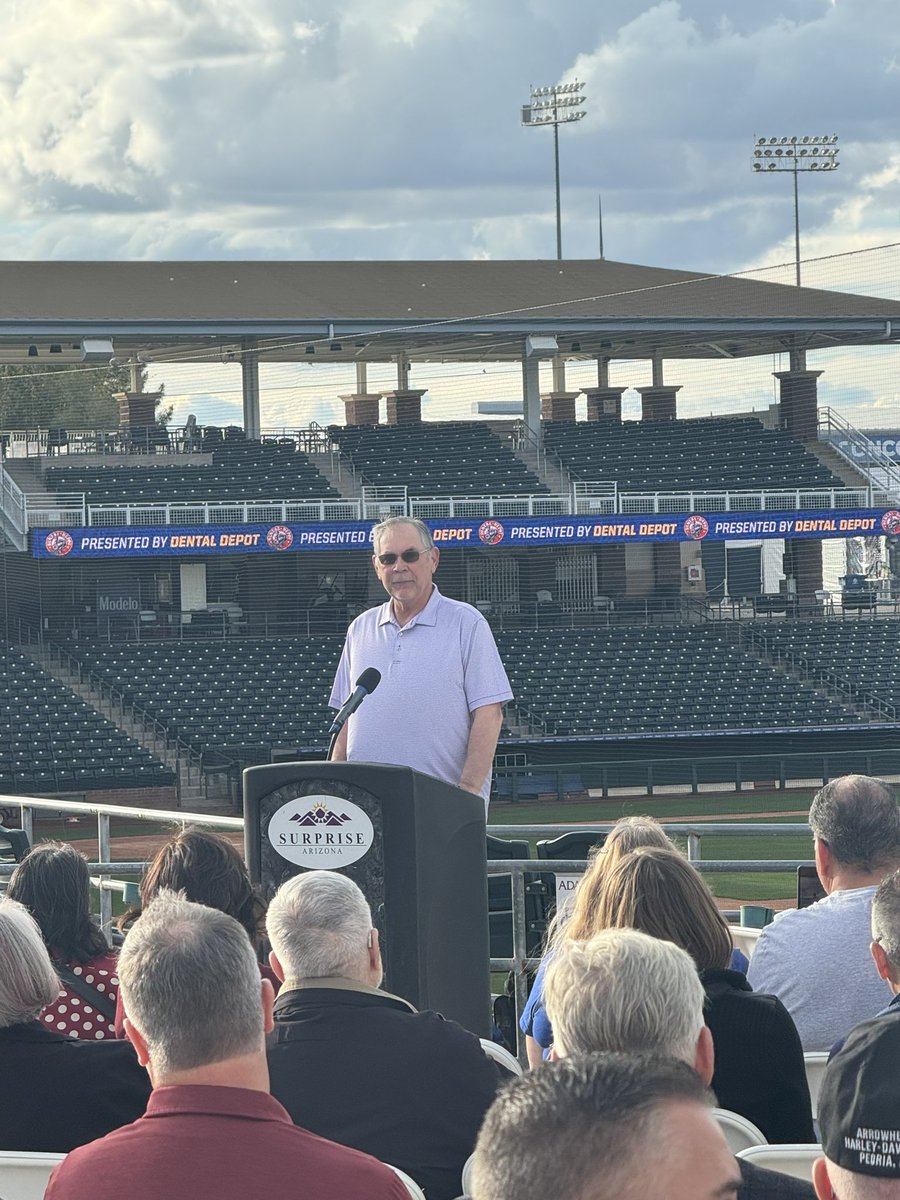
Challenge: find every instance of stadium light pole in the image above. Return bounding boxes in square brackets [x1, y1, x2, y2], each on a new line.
[751, 134, 840, 287]
[521, 81, 587, 260]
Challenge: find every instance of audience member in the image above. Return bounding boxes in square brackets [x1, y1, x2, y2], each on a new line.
[542, 928, 816, 1200]
[471, 1053, 741, 1200]
[594, 846, 815, 1144]
[265, 870, 503, 1200]
[814, 1013, 900, 1199]
[114, 826, 275, 1035]
[8, 840, 119, 1039]
[868, 867, 900, 1019]
[0, 898, 149, 1152]
[748, 775, 900, 1050]
[520, 815, 677, 1065]
[45, 893, 407, 1200]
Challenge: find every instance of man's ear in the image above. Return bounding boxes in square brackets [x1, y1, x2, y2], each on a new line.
[814, 838, 833, 892]
[261, 978, 276, 1036]
[871, 939, 894, 984]
[812, 1156, 835, 1200]
[268, 950, 285, 982]
[124, 1017, 151, 1069]
[694, 1025, 715, 1086]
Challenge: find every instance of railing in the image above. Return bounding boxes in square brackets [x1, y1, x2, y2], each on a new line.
[619, 487, 871, 513]
[0, 464, 28, 548]
[83, 498, 362, 528]
[25, 492, 86, 527]
[410, 494, 570, 518]
[0, 795, 242, 937]
[818, 408, 900, 501]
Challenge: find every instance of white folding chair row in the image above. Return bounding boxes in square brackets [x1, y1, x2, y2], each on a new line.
[713, 1107, 768, 1153]
[803, 1051, 829, 1120]
[479, 1037, 523, 1076]
[737, 1143, 823, 1182]
[0, 1150, 66, 1200]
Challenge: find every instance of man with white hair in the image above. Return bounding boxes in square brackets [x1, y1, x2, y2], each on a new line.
[266, 869, 503, 1200]
[0, 898, 149, 1152]
[540, 928, 816, 1200]
[45, 893, 407, 1200]
[814, 1014, 900, 1199]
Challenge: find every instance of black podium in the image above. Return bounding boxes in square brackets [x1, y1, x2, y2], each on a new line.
[243, 761, 491, 1036]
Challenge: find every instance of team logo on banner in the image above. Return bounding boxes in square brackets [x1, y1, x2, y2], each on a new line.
[266, 525, 294, 550]
[478, 520, 505, 545]
[881, 510, 900, 535]
[267, 795, 374, 869]
[45, 530, 74, 557]
[683, 515, 709, 541]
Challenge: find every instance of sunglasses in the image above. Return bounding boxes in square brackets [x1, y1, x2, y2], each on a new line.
[376, 549, 428, 565]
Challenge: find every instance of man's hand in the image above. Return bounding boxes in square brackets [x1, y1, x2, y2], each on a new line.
[459, 703, 504, 795]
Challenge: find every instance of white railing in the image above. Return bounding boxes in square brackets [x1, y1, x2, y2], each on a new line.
[25, 492, 86, 527]
[410, 495, 570, 518]
[0, 465, 28, 547]
[573, 481, 618, 515]
[819, 408, 900, 501]
[361, 486, 408, 520]
[84, 498, 362, 527]
[618, 487, 871, 514]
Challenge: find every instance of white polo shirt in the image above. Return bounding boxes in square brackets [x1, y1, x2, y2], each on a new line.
[329, 586, 513, 804]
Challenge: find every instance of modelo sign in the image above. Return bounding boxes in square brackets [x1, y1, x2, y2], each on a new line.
[267, 794, 374, 869]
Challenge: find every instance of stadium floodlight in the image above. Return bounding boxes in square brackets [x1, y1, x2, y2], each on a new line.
[751, 133, 841, 286]
[521, 80, 587, 260]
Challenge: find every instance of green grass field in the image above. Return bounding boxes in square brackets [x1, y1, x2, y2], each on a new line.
[488, 790, 815, 902]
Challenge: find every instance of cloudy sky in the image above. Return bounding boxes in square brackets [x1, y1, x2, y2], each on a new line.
[1, 0, 899, 424]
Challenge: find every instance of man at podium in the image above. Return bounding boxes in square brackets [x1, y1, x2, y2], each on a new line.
[329, 517, 512, 812]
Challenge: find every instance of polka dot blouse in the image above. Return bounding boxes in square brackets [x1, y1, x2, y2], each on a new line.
[41, 950, 120, 1040]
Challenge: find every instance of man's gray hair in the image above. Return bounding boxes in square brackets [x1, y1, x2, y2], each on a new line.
[0, 899, 59, 1028]
[471, 1053, 715, 1200]
[544, 929, 706, 1062]
[809, 775, 900, 874]
[266, 871, 372, 983]
[872, 867, 900, 976]
[371, 516, 434, 554]
[118, 891, 263, 1076]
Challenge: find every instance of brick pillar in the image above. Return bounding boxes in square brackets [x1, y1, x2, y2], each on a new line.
[582, 387, 626, 423]
[784, 539, 824, 598]
[774, 369, 822, 443]
[339, 394, 381, 425]
[540, 391, 579, 422]
[114, 391, 159, 429]
[636, 386, 681, 421]
[384, 389, 426, 425]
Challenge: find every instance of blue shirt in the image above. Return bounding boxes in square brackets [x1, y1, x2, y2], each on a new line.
[330, 586, 512, 803]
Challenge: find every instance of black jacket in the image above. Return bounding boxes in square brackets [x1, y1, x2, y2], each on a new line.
[0, 1021, 150, 1152]
[267, 979, 504, 1200]
[702, 969, 816, 1144]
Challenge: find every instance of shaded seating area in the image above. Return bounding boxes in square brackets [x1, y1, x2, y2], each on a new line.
[496, 627, 863, 737]
[44, 440, 339, 507]
[543, 417, 844, 492]
[68, 638, 346, 759]
[328, 422, 548, 495]
[0, 647, 174, 793]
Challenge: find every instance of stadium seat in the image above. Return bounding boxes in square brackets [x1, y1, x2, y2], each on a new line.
[736, 1144, 822, 1182]
[713, 1108, 768, 1153]
[0, 1150, 66, 1200]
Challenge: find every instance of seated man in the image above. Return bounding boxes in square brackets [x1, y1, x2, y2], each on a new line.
[471, 1053, 741, 1200]
[748, 774, 900, 1050]
[542, 928, 816, 1200]
[45, 893, 407, 1200]
[265, 870, 504, 1200]
[0, 898, 149, 1152]
[814, 1014, 900, 1199]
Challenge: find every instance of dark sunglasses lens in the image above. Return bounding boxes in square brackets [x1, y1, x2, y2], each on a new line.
[401, 550, 421, 562]
[378, 550, 423, 565]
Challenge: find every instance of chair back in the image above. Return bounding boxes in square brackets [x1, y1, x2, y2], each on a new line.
[461, 1151, 476, 1196]
[712, 1107, 768, 1153]
[737, 1143, 823, 1182]
[479, 1037, 523, 1075]
[0, 1151, 66, 1200]
[387, 1164, 427, 1199]
[803, 1051, 829, 1119]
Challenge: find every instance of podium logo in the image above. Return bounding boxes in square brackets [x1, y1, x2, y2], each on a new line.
[267, 795, 374, 869]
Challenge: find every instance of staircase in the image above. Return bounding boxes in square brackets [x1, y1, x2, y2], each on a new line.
[23, 645, 210, 806]
[491, 424, 574, 496]
[804, 440, 872, 491]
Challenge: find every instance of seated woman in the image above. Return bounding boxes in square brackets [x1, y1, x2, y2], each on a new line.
[594, 845, 815, 1144]
[115, 826, 272, 1035]
[520, 816, 682, 1066]
[0, 899, 149, 1152]
[8, 841, 118, 1039]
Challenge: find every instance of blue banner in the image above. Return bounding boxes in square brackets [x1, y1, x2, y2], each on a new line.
[32, 508, 900, 560]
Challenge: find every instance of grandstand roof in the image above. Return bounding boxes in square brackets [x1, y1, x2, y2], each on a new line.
[2, 258, 900, 365]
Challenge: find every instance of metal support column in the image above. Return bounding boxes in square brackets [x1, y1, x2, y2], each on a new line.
[241, 339, 261, 440]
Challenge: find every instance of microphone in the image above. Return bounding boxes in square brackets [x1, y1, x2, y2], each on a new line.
[328, 668, 381, 734]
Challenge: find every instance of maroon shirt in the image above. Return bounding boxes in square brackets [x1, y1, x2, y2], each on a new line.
[44, 1084, 409, 1200]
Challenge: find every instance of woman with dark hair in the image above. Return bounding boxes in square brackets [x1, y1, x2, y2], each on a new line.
[7, 841, 119, 1039]
[114, 826, 273, 1036]
[594, 845, 815, 1144]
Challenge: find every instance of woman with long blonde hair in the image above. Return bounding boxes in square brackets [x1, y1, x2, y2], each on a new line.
[519, 815, 675, 1067]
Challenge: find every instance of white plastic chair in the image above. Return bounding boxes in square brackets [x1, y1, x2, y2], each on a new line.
[737, 1144, 823, 1182]
[713, 1107, 768, 1153]
[729, 925, 762, 962]
[479, 1037, 523, 1075]
[461, 1151, 476, 1196]
[804, 1052, 829, 1119]
[0, 1151, 66, 1200]
[387, 1164, 427, 1199]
